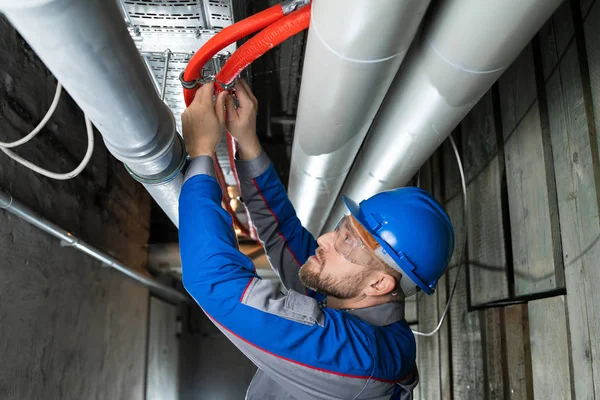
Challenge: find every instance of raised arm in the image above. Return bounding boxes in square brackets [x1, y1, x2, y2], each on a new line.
[178, 82, 387, 400]
[223, 80, 318, 296]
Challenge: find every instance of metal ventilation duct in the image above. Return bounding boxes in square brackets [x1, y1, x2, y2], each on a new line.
[287, 0, 431, 235]
[0, 0, 237, 226]
[323, 0, 564, 232]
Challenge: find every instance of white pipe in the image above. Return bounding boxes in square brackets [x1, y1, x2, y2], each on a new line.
[0, 188, 188, 304]
[0, 0, 186, 225]
[324, 0, 564, 231]
[287, 0, 431, 235]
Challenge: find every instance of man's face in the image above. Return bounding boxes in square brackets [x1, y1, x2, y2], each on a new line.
[298, 216, 377, 299]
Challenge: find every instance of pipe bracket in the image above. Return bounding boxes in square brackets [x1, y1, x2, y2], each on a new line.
[179, 71, 215, 90]
[281, 0, 310, 15]
[179, 71, 238, 91]
[125, 133, 188, 185]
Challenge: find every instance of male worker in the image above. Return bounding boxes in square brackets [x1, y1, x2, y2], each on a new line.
[179, 79, 454, 400]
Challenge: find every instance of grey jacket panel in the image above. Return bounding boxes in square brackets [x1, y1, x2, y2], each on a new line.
[236, 150, 310, 294]
[242, 278, 325, 327]
[184, 155, 216, 182]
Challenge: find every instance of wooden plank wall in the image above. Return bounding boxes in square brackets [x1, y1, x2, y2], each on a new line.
[413, 0, 599, 397]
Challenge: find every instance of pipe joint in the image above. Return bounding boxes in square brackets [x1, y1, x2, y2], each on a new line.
[124, 133, 188, 185]
[281, 0, 310, 15]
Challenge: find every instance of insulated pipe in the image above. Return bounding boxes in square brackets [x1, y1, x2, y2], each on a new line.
[0, 0, 185, 225]
[287, 0, 431, 235]
[0, 189, 188, 304]
[324, 0, 564, 232]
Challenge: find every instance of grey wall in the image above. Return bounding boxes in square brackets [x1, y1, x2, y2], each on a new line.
[0, 16, 151, 400]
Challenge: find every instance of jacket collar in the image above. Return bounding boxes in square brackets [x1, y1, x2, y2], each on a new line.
[346, 301, 405, 326]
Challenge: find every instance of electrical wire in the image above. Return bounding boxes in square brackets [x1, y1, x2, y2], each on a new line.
[412, 134, 468, 337]
[0, 83, 63, 148]
[0, 82, 95, 180]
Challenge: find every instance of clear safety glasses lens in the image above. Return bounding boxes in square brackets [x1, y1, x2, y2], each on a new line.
[333, 216, 386, 269]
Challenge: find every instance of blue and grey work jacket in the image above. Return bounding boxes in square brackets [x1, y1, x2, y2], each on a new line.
[179, 150, 419, 400]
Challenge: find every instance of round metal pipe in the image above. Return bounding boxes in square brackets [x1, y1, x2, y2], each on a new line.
[0, 0, 185, 225]
[0, 188, 188, 304]
[324, 0, 564, 232]
[287, 0, 431, 235]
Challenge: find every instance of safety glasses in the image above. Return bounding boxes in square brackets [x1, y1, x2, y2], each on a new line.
[333, 216, 389, 270]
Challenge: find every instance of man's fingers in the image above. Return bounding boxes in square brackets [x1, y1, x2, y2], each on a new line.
[224, 91, 237, 121]
[215, 91, 228, 126]
[194, 82, 214, 106]
[232, 79, 255, 109]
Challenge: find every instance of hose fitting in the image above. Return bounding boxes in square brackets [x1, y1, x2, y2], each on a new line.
[281, 0, 310, 15]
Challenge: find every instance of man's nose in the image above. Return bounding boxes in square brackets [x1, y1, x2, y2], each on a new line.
[317, 230, 336, 249]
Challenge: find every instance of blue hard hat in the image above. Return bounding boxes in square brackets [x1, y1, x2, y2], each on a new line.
[343, 187, 454, 295]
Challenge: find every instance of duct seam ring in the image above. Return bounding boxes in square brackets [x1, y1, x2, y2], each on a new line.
[310, 13, 404, 64]
[125, 134, 188, 185]
[428, 40, 507, 75]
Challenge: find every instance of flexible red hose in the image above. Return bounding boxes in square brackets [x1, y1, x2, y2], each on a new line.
[215, 5, 311, 86]
[183, 4, 285, 106]
[183, 3, 311, 240]
[213, 154, 252, 237]
[227, 134, 258, 240]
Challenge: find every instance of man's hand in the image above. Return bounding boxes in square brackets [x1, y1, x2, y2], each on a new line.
[224, 79, 261, 160]
[182, 83, 228, 158]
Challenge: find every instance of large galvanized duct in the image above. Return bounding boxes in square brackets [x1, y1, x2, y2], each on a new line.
[0, 0, 185, 225]
[288, 0, 431, 235]
[323, 0, 564, 232]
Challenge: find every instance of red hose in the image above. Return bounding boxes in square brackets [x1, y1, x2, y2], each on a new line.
[215, 5, 311, 86]
[183, 4, 285, 106]
[227, 134, 258, 240]
[183, 3, 311, 240]
[213, 154, 252, 237]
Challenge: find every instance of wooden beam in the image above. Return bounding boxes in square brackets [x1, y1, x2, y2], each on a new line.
[446, 196, 485, 399]
[416, 158, 442, 400]
[503, 304, 533, 400]
[483, 308, 506, 400]
[461, 91, 509, 305]
[528, 296, 574, 398]
[541, 0, 600, 396]
[498, 43, 563, 296]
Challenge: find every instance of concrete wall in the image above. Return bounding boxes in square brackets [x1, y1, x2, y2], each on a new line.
[0, 16, 151, 400]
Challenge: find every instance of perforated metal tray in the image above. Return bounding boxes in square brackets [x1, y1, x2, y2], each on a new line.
[120, 0, 237, 184]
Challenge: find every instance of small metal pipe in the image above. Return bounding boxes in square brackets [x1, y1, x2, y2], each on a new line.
[0, 188, 188, 304]
[142, 55, 161, 94]
[161, 49, 171, 101]
[271, 116, 296, 125]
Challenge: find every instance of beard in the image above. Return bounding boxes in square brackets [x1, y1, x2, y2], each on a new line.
[299, 249, 369, 299]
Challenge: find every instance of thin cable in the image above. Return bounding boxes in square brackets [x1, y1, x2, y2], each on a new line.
[1, 115, 95, 180]
[0, 83, 63, 148]
[412, 134, 468, 337]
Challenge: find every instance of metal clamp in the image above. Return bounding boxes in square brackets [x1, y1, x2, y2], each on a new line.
[179, 71, 216, 90]
[281, 0, 311, 14]
[215, 76, 239, 91]
[179, 71, 239, 91]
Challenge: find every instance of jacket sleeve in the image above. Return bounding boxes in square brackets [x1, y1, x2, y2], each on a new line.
[235, 150, 320, 297]
[178, 157, 386, 399]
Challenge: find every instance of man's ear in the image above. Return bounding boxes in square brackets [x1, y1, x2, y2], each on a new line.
[365, 273, 396, 297]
